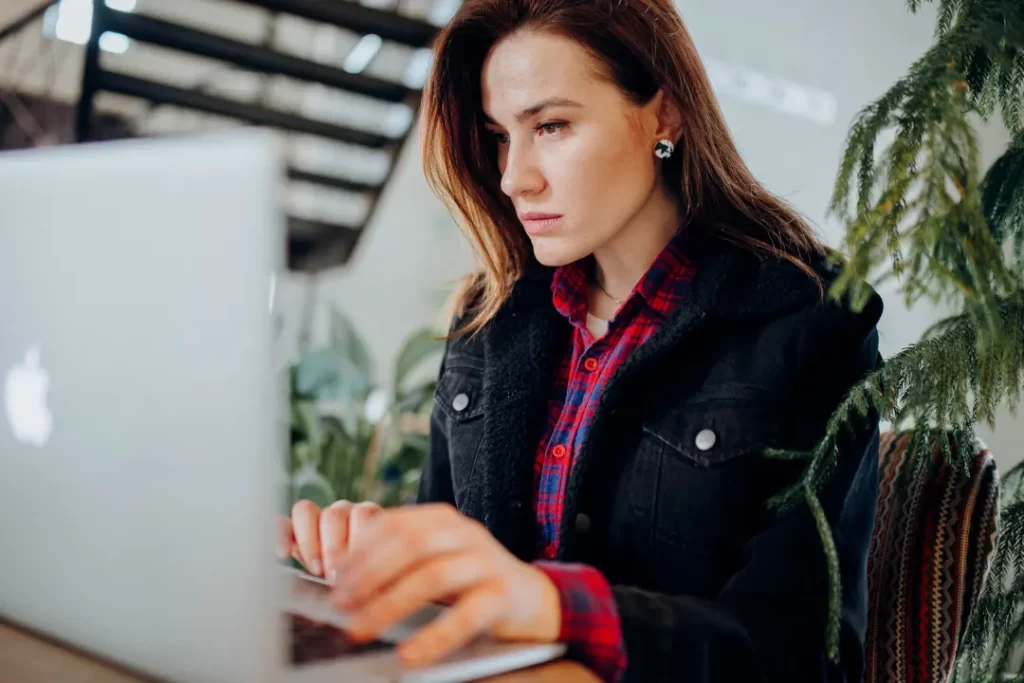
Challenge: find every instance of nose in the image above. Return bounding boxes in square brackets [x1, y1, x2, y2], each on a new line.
[499, 139, 545, 199]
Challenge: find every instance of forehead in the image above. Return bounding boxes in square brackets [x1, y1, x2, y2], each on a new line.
[480, 30, 606, 119]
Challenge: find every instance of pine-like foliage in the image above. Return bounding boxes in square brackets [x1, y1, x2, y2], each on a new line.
[952, 462, 1024, 683]
[764, 0, 1024, 673]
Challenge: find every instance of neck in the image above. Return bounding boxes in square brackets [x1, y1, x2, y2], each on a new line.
[591, 184, 681, 302]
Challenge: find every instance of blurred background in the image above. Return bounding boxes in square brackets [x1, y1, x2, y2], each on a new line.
[0, 0, 1018, 503]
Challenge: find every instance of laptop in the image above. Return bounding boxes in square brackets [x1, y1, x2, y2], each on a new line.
[0, 130, 566, 683]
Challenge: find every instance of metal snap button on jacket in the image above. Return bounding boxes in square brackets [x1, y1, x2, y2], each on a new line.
[695, 428, 717, 451]
[452, 393, 470, 412]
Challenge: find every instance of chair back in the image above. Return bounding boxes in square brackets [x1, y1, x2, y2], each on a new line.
[864, 431, 999, 683]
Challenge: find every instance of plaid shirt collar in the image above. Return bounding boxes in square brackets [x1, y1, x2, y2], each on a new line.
[550, 227, 699, 328]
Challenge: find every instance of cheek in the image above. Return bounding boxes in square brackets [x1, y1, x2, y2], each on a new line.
[559, 136, 654, 224]
[529, 141, 654, 267]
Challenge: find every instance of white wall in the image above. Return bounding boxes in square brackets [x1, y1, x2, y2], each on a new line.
[272, 138, 472, 377]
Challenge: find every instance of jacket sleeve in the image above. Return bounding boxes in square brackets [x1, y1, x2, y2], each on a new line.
[416, 315, 459, 508]
[416, 405, 456, 506]
[533, 561, 629, 681]
[612, 298, 883, 683]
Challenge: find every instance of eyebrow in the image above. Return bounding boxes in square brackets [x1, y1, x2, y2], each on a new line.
[484, 97, 583, 125]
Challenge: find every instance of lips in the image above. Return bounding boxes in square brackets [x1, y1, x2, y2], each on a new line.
[519, 212, 563, 235]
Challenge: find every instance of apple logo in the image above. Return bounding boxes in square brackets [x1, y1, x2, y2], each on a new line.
[3, 345, 54, 448]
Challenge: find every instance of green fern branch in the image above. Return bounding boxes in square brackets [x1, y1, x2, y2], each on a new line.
[765, 292, 1024, 663]
[828, 0, 1024, 344]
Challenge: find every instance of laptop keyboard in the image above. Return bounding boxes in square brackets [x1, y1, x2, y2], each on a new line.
[288, 612, 391, 666]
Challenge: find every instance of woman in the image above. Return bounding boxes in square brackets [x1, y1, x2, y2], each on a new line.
[280, 1, 884, 681]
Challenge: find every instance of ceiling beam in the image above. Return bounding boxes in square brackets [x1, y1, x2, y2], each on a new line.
[104, 10, 415, 103]
[232, 0, 439, 48]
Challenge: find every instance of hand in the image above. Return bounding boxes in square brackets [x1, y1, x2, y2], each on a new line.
[327, 503, 562, 668]
[278, 499, 383, 579]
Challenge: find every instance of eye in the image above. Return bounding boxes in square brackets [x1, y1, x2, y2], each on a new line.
[536, 121, 567, 136]
[486, 129, 509, 145]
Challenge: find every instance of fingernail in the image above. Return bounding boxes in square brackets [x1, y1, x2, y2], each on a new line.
[308, 559, 322, 576]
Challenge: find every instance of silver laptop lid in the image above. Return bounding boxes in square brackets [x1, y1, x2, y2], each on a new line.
[0, 130, 285, 683]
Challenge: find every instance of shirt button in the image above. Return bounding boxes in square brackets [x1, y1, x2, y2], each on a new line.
[451, 393, 470, 412]
[543, 544, 557, 559]
[583, 357, 599, 372]
[695, 428, 717, 451]
[551, 444, 567, 459]
[574, 513, 591, 534]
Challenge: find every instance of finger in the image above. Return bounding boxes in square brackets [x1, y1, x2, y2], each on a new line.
[340, 503, 469, 578]
[343, 552, 488, 640]
[277, 516, 295, 559]
[291, 500, 323, 576]
[346, 501, 384, 551]
[320, 500, 353, 581]
[334, 506, 477, 610]
[397, 588, 504, 668]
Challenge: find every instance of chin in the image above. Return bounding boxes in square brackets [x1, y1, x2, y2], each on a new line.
[529, 235, 591, 268]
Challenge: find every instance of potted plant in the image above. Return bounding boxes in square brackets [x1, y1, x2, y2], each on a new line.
[286, 304, 445, 512]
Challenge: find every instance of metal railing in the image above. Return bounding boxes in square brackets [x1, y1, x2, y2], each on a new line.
[4, 0, 444, 271]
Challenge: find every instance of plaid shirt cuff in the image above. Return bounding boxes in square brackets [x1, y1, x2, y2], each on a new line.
[533, 561, 627, 683]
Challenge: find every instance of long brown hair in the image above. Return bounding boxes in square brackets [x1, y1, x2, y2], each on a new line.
[420, 0, 828, 336]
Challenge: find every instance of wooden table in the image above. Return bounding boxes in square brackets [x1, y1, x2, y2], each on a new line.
[0, 622, 599, 683]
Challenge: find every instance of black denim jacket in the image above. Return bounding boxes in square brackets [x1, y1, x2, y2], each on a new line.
[418, 238, 884, 683]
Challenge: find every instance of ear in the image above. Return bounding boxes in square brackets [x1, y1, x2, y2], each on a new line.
[647, 89, 684, 145]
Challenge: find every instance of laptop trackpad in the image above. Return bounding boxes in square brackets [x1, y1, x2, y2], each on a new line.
[288, 612, 391, 666]
[280, 567, 568, 682]
[283, 567, 446, 647]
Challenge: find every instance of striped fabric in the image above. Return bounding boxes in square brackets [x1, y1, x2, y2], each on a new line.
[865, 431, 1001, 683]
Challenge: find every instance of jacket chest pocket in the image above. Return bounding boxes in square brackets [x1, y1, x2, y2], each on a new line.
[638, 394, 785, 560]
[433, 361, 486, 501]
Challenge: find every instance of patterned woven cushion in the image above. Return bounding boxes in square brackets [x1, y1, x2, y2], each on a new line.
[865, 431, 1000, 683]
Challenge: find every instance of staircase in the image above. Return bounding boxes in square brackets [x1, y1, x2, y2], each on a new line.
[2, 0, 452, 271]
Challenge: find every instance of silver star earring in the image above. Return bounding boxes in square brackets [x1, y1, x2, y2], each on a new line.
[654, 139, 675, 159]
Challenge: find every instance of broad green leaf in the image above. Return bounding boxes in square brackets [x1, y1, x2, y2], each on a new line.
[395, 381, 437, 416]
[291, 441, 312, 469]
[319, 415, 352, 441]
[319, 423, 361, 503]
[328, 305, 376, 383]
[291, 398, 318, 440]
[393, 328, 445, 393]
[295, 347, 373, 402]
[292, 464, 335, 507]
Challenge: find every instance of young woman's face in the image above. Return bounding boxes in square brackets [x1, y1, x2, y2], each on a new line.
[481, 29, 664, 267]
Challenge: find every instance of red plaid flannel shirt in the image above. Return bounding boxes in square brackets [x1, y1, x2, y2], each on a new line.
[531, 228, 699, 682]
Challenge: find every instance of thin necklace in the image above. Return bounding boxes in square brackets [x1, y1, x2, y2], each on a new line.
[594, 279, 624, 305]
